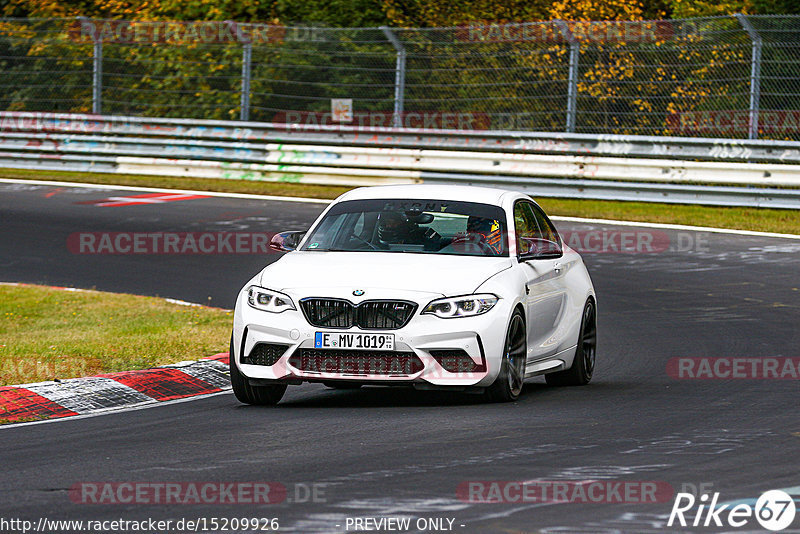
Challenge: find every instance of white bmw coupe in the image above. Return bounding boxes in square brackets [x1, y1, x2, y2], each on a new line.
[231, 185, 596, 404]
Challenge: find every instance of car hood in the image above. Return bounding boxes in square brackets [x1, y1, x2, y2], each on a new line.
[260, 251, 512, 298]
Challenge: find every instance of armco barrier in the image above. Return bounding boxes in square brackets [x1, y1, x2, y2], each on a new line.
[2, 111, 800, 208]
[4, 111, 800, 163]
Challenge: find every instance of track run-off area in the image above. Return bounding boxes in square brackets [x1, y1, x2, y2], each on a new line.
[1, 179, 799, 533]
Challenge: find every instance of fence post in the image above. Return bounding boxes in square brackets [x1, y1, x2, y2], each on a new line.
[240, 41, 252, 122]
[80, 17, 103, 115]
[555, 20, 579, 133]
[735, 14, 762, 140]
[380, 26, 406, 129]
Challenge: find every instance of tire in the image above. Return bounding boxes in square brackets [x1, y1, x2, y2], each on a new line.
[545, 299, 596, 387]
[484, 310, 527, 403]
[229, 336, 287, 405]
[323, 382, 363, 389]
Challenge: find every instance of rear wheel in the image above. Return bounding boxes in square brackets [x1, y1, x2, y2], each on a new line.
[484, 310, 526, 403]
[545, 299, 596, 387]
[230, 336, 287, 405]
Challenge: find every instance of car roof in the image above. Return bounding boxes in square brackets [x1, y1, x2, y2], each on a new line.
[337, 184, 520, 206]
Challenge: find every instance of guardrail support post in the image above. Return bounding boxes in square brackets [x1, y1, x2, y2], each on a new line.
[240, 41, 252, 122]
[555, 20, 579, 133]
[736, 14, 762, 140]
[381, 26, 406, 129]
[84, 17, 103, 115]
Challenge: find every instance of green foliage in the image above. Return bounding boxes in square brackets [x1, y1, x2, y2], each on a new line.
[380, 0, 673, 26]
[273, 0, 387, 27]
[153, 0, 272, 22]
[668, 0, 750, 18]
[750, 0, 800, 13]
[1, 0, 390, 25]
[5, 0, 795, 27]
[380, 0, 550, 27]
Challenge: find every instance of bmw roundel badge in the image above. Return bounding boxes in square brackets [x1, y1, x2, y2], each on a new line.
[352, 289, 365, 296]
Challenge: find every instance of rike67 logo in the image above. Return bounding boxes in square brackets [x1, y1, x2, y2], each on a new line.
[668, 490, 797, 531]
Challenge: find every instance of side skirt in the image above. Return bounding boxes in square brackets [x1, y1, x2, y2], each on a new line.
[524, 345, 577, 378]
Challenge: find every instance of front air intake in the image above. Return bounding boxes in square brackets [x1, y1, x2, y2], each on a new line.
[289, 348, 423, 375]
[241, 343, 289, 366]
[429, 349, 486, 373]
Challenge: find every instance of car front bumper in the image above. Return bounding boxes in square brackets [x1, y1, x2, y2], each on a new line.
[232, 290, 513, 388]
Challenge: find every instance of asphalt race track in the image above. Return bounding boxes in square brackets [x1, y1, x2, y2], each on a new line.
[1, 181, 799, 533]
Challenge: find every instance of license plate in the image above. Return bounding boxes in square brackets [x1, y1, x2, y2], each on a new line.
[315, 332, 395, 351]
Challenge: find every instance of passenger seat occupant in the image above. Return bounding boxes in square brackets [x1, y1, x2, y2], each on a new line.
[466, 216, 503, 254]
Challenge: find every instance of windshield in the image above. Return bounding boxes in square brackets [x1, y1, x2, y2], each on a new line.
[300, 198, 509, 257]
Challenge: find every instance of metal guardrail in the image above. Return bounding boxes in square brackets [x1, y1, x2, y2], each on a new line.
[6, 134, 800, 188]
[3, 112, 800, 163]
[2, 112, 800, 208]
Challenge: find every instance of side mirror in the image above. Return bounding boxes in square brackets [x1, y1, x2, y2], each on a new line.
[270, 231, 306, 252]
[519, 237, 563, 261]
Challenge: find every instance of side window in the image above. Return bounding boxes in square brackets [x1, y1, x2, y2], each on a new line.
[530, 204, 560, 245]
[515, 201, 562, 257]
[513, 201, 540, 255]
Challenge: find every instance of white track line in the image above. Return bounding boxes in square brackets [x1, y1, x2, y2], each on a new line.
[550, 215, 800, 240]
[2, 178, 799, 239]
[0, 177, 331, 204]
[164, 297, 232, 311]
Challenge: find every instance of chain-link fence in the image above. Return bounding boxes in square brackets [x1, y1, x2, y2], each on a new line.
[1, 16, 799, 139]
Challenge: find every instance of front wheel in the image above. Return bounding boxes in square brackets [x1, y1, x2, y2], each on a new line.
[484, 310, 527, 403]
[545, 299, 596, 387]
[229, 336, 287, 405]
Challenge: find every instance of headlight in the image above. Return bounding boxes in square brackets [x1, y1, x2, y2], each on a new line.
[422, 294, 499, 318]
[246, 285, 295, 313]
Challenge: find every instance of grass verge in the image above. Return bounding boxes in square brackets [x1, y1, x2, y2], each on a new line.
[0, 284, 231, 386]
[536, 198, 800, 236]
[3, 168, 799, 235]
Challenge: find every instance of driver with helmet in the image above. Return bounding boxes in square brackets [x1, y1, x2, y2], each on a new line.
[377, 211, 440, 249]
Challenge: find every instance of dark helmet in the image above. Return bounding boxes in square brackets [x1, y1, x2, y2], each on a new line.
[466, 216, 503, 253]
[377, 211, 412, 242]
